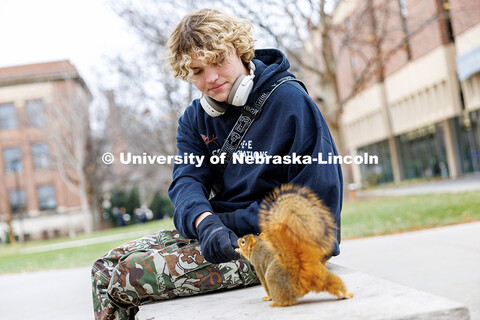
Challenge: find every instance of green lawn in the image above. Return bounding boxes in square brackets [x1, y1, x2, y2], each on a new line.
[0, 219, 174, 274]
[1, 191, 479, 274]
[341, 191, 480, 238]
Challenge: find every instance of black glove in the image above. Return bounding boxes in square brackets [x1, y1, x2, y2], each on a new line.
[217, 212, 237, 234]
[196, 214, 241, 264]
[217, 203, 261, 236]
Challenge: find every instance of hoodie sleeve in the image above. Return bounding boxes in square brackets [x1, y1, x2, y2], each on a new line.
[168, 107, 214, 240]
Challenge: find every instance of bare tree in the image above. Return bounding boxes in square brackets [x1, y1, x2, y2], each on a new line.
[102, 56, 196, 204]
[97, 1, 203, 204]
[104, 87, 182, 204]
[46, 78, 93, 234]
[3, 209, 16, 244]
[84, 91, 115, 229]
[212, 0, 456, 189]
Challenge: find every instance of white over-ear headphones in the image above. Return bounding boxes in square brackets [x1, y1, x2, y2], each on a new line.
[200, 61, 256, 117]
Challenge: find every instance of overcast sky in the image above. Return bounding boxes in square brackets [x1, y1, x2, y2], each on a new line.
[0, 0, 140, 89]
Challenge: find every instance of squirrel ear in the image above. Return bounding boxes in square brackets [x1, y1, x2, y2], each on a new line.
[249, 235, 258, 247]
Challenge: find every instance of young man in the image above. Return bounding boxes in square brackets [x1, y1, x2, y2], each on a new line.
[91, 8, 342, 320]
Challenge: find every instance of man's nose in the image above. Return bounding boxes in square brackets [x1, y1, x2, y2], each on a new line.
[205, 67, 219, 83]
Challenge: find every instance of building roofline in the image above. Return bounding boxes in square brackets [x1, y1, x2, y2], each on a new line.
[0, 60, 92, 99]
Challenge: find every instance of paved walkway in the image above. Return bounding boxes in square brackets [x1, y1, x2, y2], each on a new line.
[23, 230, 150, 253]
[333, 221, 480, 320]
[358, 173, 480, 197]
[0, 266, 93, 320]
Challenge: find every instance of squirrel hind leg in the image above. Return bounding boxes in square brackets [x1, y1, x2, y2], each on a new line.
[339, 292, 354, 299]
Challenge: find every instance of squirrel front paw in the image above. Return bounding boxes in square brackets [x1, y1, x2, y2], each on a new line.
[270, 300, 294, 307]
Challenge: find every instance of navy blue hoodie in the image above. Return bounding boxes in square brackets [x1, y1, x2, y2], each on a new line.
[168, 48, 343, 256]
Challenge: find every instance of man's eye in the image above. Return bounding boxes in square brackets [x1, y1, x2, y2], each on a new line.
[193, 70, 202, 75]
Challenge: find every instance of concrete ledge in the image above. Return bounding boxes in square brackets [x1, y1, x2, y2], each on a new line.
[136, 263, 470, 320]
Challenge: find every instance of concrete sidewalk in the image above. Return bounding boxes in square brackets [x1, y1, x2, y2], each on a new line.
[358, 173, 480, 197]
[333, 221, 480, 320]
[0, 266, 93, 320]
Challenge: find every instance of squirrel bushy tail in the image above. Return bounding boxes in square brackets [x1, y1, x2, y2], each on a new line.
[259, 184, 337, 289]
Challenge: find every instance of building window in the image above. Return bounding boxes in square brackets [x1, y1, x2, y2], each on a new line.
[3, 147, 22, 173]
[32, 143, 50, 169]
[9, 189, 26, 213]
[454, 110, 480, 174]
[396, 125, 448, 180]
[358, 140, 394, 186]
[37, 185, 57, 211]
[0, 103, 18, 130]
[26, 100, 46, 127]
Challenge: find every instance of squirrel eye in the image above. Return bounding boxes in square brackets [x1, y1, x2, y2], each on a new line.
[241, 239, 245, 245]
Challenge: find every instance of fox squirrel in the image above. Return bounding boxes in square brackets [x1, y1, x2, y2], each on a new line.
[236, 184, 353, 307]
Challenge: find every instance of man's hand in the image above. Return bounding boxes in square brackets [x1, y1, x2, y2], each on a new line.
[196, 214, 241, 264]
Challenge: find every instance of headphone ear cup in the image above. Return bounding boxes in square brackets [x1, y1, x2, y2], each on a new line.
[227, 74, 254, 106]
[201, 94, 227, 117]
[227, 75, 245, 105]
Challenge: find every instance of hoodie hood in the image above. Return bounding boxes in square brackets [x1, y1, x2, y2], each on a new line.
[249, 49, 295, 102]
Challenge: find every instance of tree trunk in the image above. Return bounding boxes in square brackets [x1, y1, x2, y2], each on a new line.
[78, 169, 93, 234]
[6, 213, 16, 244]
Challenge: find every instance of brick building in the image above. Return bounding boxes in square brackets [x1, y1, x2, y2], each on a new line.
[316, 0, 480, 187]
[0, 60, 92, 241]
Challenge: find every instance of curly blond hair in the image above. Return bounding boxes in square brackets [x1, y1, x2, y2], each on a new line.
[167, 8, 255, 81]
